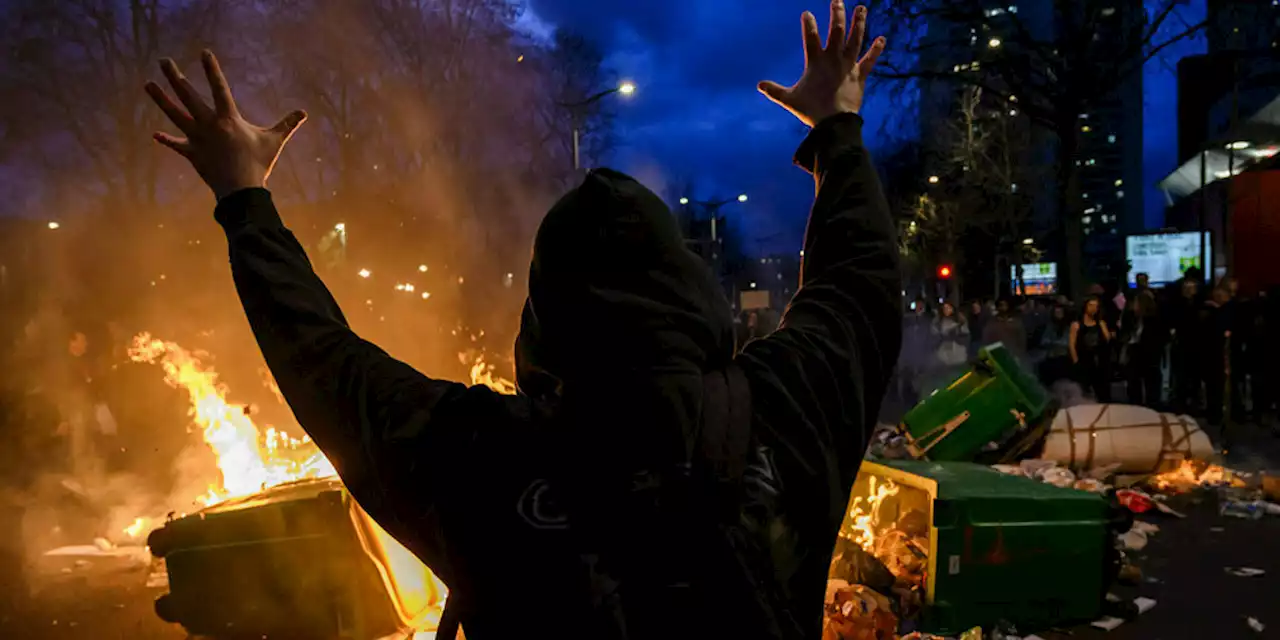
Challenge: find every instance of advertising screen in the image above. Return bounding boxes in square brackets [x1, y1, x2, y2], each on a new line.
[1010, 262, 1057, 295]
[1125, 232, 1211, 286]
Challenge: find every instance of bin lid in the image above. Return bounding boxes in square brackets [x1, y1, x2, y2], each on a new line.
[869, 459, 1106, 504]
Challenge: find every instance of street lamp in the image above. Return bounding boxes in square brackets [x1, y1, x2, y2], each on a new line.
[928, 175, 940, 184]
[988, 37, 1002, 48]
[563, 81, 638, 171]
[47, 221, 60, 230]
[737, 194, 748, 203]
[679, 197, 690, 205]
[1022, 238, 1034, 245]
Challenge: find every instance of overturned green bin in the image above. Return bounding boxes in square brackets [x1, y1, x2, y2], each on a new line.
[828, 459, 1115, 636]
[898, 343, 1054, 463]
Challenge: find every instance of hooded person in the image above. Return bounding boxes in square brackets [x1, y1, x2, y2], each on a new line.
[144, 4, 899, 637]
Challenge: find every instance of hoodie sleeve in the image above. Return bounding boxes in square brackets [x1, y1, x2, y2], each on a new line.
[213, 188, 507, 585]
[739, 113, 901, 482]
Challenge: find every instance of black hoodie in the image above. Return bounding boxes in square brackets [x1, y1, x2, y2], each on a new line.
[214, 112, 900, 639]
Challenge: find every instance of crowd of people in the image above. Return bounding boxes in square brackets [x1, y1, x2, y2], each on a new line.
[894, 269, 1280, 439]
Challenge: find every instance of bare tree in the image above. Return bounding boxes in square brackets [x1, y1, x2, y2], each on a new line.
[0, 0, 239, 213]
[870, 0, 1206, 297]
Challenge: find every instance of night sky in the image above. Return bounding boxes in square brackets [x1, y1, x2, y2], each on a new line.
[524, 0, 1207, 256]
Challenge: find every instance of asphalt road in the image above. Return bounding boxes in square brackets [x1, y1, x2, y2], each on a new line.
[3, 428, 1276, 640]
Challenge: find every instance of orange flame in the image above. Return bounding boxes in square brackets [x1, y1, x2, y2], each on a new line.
[128, 333, 336, 506]
[1149, 459, 1245, 493]
[847, 477, 900, 552]
[467, 353, 517, 395]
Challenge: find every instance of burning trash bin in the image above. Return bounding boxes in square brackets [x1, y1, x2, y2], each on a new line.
[896, 344, 1054, 463]
[827, 459, 1118, 637]
[147, 478, 445, 640]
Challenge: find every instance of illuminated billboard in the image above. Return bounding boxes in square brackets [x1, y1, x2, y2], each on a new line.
[1125, 232, 1211, 286]
[1010, 262, 1058, 295]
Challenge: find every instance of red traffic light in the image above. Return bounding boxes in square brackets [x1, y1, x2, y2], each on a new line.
[937, 265, 953, 279]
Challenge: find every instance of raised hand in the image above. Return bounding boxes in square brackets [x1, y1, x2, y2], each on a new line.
[758, 1, 886, 127]
[145, 50, 306, 200]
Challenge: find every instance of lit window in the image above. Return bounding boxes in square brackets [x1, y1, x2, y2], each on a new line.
[1079, 113, 1089, 119]
[1116, 190, 1124, 198]
[1114, 179, 1123, 187]
[1083, 216, 1092, 224]
[1084, 207, 1097, 214]
[1083, 193, 1090, 199]
[1107, 134, 1117, 143]
[1101, 7, 1116, 17]
[1008, 5, 1018, 13]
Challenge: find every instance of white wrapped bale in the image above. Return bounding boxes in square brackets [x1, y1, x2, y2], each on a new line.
[1040, 404, 1214, 474]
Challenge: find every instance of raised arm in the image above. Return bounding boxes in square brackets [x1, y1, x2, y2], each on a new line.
[749, 3, 900, 476]
[142, 51, 501, 583]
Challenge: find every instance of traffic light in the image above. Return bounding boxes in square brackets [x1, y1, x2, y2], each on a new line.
[937, 265, 953, 279]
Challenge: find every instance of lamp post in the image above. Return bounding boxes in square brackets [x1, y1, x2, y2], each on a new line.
[562, 81, 636, 171]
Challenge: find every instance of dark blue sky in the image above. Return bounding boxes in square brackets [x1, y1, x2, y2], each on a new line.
[524, 0, 1206, 256]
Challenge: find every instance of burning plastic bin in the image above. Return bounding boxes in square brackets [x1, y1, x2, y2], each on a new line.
[147, 478, 445, 639]
[830, 459, 1113, 635]
[898, 343, 1053, 463]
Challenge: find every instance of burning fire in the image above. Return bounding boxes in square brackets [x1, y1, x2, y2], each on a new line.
[128, 333, 337, 506]
[847, 477, 900, 552]
[1149, 459, 1245, 493]
[466, 352, 517, 395]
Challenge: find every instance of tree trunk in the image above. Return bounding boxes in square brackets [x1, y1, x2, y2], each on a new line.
[1056, 119, 1085, 299]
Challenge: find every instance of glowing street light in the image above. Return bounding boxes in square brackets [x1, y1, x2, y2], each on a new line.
[928, 175, 940, 184]
[418, 264, 428, 272]
[358, 268, 371, 278]
[47, 221, 60, 230]
[1227, 141, 1251, 151]
[334, 222, 346, 232]
[567, 81, 638, 171]
[679, 197, 690, 205]
[737, 194, 749, 203]
[421, 292, 431, 300]
[1022, 238, 1034, 245]
[988, 37, 1002, 48]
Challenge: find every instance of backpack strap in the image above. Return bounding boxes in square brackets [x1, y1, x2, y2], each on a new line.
[698, 363, 754, 489]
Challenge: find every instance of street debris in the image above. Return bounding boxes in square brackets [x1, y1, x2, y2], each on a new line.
[1225, 567, 1266, 577]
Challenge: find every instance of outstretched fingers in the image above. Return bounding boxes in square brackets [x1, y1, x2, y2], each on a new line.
[858, 36, 886, 78]
[145, 82, 193, 133]
[826, 0, 847, 55]
[160, 58, 214, 122]
[153, 131, 192, 158]
[802, 11, 823, 66]
[844, 5, 867, 66]
[200, 50, 238, 118]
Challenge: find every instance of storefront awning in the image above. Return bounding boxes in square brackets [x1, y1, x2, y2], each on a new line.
[1158, 94, 1280, 202]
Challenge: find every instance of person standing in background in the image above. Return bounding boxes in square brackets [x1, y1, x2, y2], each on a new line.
[1070, 297, 1112, 403]
[1169, 277, 1202, 413]
[982, 298, 1027, 361]
[927, 301, 969, 391]
[1121, 292, 1164, 408]
[967, 299, 987, 358]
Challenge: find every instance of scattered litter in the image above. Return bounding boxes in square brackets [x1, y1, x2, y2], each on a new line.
[1092, 596, 1156, 631]
[1091, 617, 1125, 631]
[1226, 567, 1266, 577]
[1246, 617, 1265, 633]
[1116, 489, 1155, 514]
[1118, 529, 1148, 551]
[1134, 597, 1156, 614]
[1221, 500, 1269, 520]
